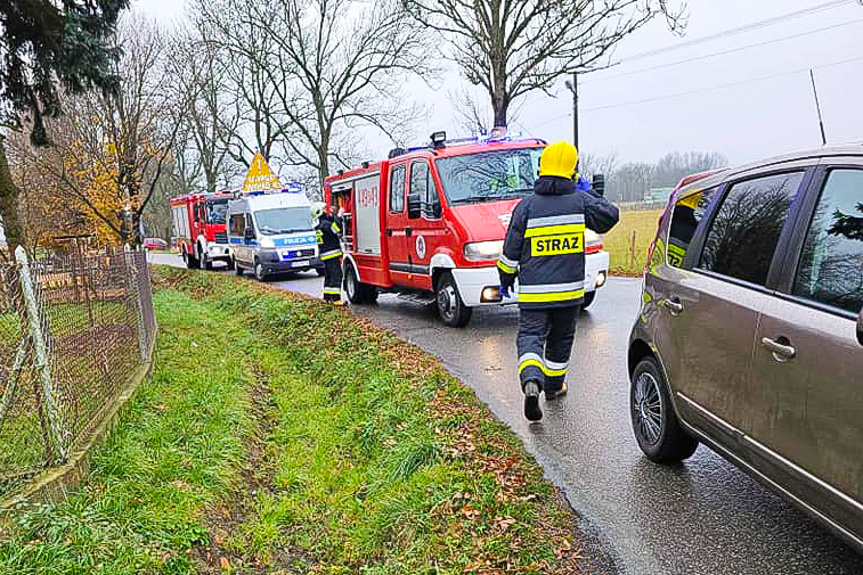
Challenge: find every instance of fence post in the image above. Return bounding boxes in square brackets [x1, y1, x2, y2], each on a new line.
[14, 246, 68, 459]
[125, 247, 148, 363]
[629, 230, 637, 270]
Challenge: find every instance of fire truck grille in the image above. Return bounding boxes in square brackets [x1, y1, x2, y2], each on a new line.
[214, 232, 228, 244]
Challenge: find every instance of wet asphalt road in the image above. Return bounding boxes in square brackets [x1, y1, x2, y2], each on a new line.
[149, 252, 863, 575]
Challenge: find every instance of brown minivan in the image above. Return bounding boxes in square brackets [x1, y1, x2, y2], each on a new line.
[628, 145, 863, 551]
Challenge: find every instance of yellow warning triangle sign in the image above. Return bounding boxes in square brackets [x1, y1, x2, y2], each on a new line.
[241, 152, 282, 193]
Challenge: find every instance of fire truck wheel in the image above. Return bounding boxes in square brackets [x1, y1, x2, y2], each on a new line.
[184, 249, 199, 269]
[344, 262, 378, 304]
[435, 272, 472, 328]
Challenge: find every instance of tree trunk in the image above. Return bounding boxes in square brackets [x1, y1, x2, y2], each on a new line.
[0, 137, 26, 254]
[493, 103, 508, 129]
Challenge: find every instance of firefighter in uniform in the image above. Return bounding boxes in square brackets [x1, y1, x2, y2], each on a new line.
[497, 141, 619, 421]
[311, 202, 345, 305]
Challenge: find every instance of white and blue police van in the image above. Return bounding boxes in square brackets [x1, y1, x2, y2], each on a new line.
[226, 188, 324, 281]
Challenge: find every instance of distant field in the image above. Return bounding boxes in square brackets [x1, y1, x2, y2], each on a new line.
[603, 208, 663, 275]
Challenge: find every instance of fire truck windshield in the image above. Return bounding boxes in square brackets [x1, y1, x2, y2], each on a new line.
[206, 199, 229, 224]
[436, 148, 543, 205]
[254, 207, 314, 235]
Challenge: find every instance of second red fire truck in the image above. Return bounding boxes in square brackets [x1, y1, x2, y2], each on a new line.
[324, 131, 610, 327]
[170, 191, 234, 269]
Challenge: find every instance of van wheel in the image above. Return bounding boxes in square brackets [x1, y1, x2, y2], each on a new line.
[630, 357, 698, 463]
[580, 291, 596, 311]
[344, 262, 378, 304]
[435, 271, 472, 328]
[254, 261, 267, 282]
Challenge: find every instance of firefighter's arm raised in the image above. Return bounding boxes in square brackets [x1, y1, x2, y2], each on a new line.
[583, 192, 620, 235]
[498, 201, 527, 291]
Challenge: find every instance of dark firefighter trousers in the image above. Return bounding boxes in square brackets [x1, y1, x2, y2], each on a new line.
[323, 257, 343, 302]
[517, 306, 580, 393]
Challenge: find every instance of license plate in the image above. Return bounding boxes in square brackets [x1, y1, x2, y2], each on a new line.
[290, 260, 309, 268]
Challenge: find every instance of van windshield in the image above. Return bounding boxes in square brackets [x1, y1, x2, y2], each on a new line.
[435, 148, 543, 205]
[254, 207, 313, 235]
[206, 199, 229, 223]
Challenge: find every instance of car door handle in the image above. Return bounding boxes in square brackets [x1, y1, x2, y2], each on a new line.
[662, 297, 684, 316]
[761, 337, 796, 361]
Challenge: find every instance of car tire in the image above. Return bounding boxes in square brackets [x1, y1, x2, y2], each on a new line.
[344, 262, 378, 304]
[435, 271, 472, 328]
[630, 357, 698, 463]
[580, 291, 596, 311]
[254, 260, 267, 282]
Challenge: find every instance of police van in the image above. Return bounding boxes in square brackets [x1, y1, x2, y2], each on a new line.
[226, 190, 323, 281]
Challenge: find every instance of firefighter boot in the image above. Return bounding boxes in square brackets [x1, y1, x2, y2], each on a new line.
[545, 381, 568, 401]
[523, 381, 543, 421]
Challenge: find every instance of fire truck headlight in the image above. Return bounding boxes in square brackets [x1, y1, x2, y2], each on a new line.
[259, 237, 275, 248]
[464, 240, 504, 262]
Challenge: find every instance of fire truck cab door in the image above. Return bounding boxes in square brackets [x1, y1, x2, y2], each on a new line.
[385, 163, 411, 283]
[407, 160, 444, 291]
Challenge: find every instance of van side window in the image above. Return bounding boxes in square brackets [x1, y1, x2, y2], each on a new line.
[667, 187, 717, 268]
[698, 171, 804, 286]
[390, 166, 405, 213]
[410, 162, 440, 218]
[230, 214, 245, 236]
[793, 169, 863, 314]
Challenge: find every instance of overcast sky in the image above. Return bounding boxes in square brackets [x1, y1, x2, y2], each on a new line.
[136, 0, 863, 168]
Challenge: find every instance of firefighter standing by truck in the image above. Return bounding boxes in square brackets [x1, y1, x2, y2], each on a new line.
[311, 202, 346, 305]
[497, 141, 619, 421]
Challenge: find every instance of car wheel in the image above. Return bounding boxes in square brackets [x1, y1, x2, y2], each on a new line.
[254, 261, 267, 282]
[435, 271, 472, 328]
[344, 262, 378, 304]
[630, 357, 698, 463]
[580, 291, 596, 311]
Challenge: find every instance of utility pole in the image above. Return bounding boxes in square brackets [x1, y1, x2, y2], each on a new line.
[564, 72, 579, 151]
[809, 68, 827, 146]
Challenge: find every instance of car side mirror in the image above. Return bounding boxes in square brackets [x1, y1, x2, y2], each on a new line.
[857, 307, 863, 346]
[592, 174, 606, 197]
[407, 191, 421, 219]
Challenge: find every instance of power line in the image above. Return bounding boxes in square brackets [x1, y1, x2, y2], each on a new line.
[583, 18, 863, 85]
[614, 0, 856, 65]
[528, 55, 863, 130]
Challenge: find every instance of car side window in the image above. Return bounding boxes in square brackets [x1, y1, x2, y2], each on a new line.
[389, 165, 405, 213]
[667, 187, 718, 268]
[793, 169, 863, 315]
[230, 214, 244, 236]
[698, 171, 804, 286]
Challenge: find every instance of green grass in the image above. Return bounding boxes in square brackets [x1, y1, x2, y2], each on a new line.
[604, 208, 663, 274]
[0, 269, 582, 574]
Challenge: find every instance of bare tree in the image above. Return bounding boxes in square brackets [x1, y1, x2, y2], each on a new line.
[405, 0, 685, 128]
[195, 0, 433, 186]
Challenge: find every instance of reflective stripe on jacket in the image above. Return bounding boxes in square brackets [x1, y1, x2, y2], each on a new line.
[498, 176, 619, 310]
[316, 214, 343, 260]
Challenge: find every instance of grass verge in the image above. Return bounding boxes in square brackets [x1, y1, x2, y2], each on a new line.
[0, 268, 595, 574]
[603, 209, 662, 275]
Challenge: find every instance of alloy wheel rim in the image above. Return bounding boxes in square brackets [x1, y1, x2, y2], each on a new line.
[633, 372, 662, 445]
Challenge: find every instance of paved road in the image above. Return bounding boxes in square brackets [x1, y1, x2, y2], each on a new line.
[149, 252, 863, 574]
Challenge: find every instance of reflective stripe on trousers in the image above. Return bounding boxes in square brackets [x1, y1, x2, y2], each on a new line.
[516, 306, 579, 392]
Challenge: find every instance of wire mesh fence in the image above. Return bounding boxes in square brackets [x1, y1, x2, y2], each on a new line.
[0, 247, 156, 498]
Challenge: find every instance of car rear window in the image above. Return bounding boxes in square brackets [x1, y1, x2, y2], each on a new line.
[793, 169, 863, 315]
[698, 171, 804, 286]
[667, 187, 717, 268]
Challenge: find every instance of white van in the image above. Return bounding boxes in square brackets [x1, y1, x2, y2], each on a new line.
[227, 191, 323, 281]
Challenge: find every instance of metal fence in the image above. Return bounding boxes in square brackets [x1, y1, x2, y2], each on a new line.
[0, 247, 156, 498]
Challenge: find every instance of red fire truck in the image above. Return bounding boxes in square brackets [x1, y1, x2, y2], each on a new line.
[170, 191, 235, 269]
[324, 131, 610, 327]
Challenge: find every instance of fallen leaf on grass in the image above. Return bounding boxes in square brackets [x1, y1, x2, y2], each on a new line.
[219, 556, 231, 571]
